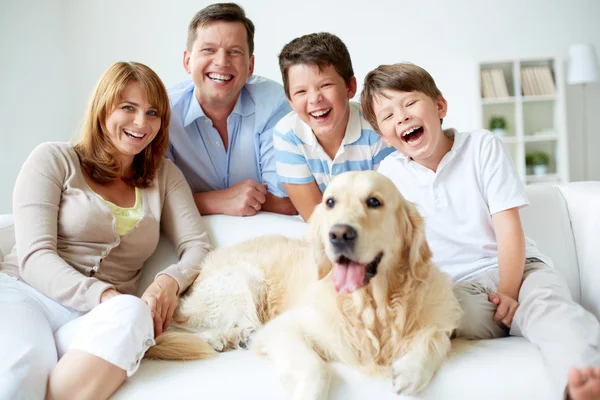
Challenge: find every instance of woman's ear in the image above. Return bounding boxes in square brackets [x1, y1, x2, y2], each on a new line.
[309, 203, 332, 280]
[398, 200, 432, 281]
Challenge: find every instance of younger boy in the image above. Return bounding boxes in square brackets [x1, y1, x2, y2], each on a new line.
[273, 33, 394, 221]
[360, 62, 600, 400]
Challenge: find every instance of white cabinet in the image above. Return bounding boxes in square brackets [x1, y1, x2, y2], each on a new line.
[478, 57, 569, 184]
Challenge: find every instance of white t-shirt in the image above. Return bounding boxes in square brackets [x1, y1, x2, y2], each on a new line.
[378, 128, 551, 282]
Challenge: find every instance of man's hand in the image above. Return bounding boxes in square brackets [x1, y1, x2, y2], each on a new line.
[141, 274, 179, 337]
[224, 179, 268, 216]
[100, 288, 121, 303]
[488, 292, 519, 328]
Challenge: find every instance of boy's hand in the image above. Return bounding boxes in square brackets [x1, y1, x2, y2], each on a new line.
[488, 292, 519, 328]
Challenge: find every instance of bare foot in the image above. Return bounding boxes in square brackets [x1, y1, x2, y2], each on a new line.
[568, 367, 600, 400]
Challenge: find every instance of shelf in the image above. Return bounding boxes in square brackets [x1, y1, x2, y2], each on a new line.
[525, 173, 561, 184]
[500, 136, 519, 144]
[478, 56, 568, 184]
[522, 95, 556, 102]
[482, 97, 516, 105]
[523, 134, 558, 142]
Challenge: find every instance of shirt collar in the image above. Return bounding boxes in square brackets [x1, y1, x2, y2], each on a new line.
[183, 86, 254, 127]
[294, 102, 362, 148]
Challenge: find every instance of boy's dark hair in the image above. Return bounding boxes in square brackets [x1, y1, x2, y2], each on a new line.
[187, 3, 255, 55]
[278, 32, 354, 98]
[360, 63, 443, 132]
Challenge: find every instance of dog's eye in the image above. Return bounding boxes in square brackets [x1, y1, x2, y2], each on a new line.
[326, 197, 335, 208]
[366, 197, 381, 208]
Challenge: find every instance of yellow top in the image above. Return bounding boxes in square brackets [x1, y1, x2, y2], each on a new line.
[101, 187, 144, 236]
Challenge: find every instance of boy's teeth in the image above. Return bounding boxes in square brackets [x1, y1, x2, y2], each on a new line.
[208, 73, 232, 81]
[402, 126, 421, 137]
[311, 108, 331, 117]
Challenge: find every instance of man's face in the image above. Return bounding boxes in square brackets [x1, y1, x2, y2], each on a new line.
[184, 21, 254, 111]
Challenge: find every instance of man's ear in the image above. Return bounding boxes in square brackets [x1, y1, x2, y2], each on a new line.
[183, 50, 192, 74]
[309, 203, 332, 280]
[247, 55, 255, 78]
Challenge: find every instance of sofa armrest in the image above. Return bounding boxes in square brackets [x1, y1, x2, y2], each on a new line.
[559, 182, 600, 320]
[0, 214, 15, 262]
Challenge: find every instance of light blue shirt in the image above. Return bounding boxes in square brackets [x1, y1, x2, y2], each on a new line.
[274, 102, 395, 193]
[167, 75, 291, 198]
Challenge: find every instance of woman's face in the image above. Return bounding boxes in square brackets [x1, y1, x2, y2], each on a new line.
[104, 81, 161, 166]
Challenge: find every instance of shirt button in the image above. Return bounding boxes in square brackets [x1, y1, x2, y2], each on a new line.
[204, 120, 210, 124]
[216, 141, 221, 146]
[101, 251, 107, 256]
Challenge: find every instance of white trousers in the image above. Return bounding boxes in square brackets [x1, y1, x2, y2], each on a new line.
[0, 273, 155, 400]
[453, 260, 600, 396]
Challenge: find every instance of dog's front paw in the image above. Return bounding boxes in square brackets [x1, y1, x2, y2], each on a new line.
[392, 352, 437, 395]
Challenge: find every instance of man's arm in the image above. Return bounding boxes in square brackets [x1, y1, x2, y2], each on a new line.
[283, 182, 322, 221]
[257, 92, 295, 215]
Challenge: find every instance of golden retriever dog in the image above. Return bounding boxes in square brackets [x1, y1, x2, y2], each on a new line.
[146, 171, 460, 398]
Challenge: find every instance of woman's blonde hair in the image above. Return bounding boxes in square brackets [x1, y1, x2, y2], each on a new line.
[74, 61, 170, 188]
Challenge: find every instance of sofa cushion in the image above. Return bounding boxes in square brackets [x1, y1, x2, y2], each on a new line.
[0, 215, 14, 262]
[519, 184, 580, 302]
[112, 337, 553, 400]
[559, 182, 600, 319]
[136, 212, 308, 296]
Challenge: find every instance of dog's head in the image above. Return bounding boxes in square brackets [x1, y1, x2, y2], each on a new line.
[309, 170, 431, 294]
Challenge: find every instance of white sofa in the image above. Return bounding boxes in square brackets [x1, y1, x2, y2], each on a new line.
[1, 182, 599, 400]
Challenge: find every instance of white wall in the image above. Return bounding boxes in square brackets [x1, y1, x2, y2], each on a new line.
[0, 0, 70, 213]
[1, 0, 599, 213]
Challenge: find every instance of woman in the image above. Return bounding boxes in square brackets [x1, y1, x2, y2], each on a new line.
[0, 61, 212, 399]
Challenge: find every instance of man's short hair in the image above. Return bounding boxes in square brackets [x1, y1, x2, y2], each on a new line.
[187, 3, 255, 55]
[278, 32, 354, 98]
[361, 63, 443, 132]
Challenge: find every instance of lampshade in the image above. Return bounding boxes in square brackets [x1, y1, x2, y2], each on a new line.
[567, 43, 599, 85]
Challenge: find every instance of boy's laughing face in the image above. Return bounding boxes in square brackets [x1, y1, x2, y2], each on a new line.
[374, 90, 450, 170]
[287, 64, 356, 141]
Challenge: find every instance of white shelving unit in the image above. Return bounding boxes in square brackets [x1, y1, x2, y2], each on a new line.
[478, 57, 569, 185]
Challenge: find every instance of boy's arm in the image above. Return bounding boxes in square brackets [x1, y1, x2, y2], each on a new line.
[283, 182, 323, 222]
[490, 207, 526, 326]
[492, 207, 525, 299]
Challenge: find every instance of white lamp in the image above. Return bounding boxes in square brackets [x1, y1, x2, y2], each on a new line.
[567, 43, 599, 180]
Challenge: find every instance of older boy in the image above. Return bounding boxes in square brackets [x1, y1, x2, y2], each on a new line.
[168, 3, 295, 217]
[360, 62, 600, 400]
[273, 33, 394, 221]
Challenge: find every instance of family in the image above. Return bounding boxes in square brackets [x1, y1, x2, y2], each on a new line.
[0, 3, 598, 400]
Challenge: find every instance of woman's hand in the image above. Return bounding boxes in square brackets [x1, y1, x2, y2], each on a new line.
[141, 274, 179, 337]
[100, 288, 121, 303]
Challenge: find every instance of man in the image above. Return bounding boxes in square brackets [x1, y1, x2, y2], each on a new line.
[168, 3, 295, 216]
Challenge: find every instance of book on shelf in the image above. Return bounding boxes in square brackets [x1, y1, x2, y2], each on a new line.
[521, 66, 555, 96]
[481, 68, 509, 99]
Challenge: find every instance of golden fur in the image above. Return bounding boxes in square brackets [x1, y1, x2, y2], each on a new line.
[146, 171, 461, 397]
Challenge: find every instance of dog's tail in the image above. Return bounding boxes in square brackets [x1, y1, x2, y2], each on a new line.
[144, 331, 216, 361]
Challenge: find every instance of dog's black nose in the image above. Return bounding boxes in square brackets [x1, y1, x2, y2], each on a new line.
[329, 224, 357, 249]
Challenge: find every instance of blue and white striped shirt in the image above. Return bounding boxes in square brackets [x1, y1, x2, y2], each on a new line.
[273, 102, 394, 193]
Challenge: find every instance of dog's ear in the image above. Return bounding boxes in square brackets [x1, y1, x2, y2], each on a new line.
[398, 200, 432, 281]
[308, 203, 333, 280]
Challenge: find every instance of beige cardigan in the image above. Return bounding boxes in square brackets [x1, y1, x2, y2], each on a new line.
[0, 143, 213, 312]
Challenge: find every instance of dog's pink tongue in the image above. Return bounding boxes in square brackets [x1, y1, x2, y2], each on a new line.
[333, 262, 366, 294]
